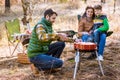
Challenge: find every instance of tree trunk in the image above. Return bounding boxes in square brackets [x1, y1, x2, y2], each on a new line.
[21, 0, 30, 25]
[5, 0, 11, 13]
[113, 0, 116, 13]
[84, 0, 87, 4]
[101, 0, 105, 4]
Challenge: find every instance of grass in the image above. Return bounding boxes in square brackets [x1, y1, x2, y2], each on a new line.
[0, 0, 120, 50]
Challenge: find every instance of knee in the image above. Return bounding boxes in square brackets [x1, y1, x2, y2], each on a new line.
[81, 34, 88, 42]
[61, 42, 65, 47]
[94, 29, 100, 34]
[55, 60, 63, 68]
[58, 41, 65, 48]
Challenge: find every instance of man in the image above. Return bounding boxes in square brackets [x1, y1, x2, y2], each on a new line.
[27, 9, 69, 75]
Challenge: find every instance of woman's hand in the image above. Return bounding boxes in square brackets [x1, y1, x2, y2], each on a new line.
[82, 32, 89, 35]
[89, 30, 92, 34]
[75, 38, 82, 43]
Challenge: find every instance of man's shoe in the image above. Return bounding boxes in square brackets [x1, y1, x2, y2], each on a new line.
[30, 64, 39, 77]
[87, 52, 96, 60]
[96, 55, 104, 61]
[52, 68, 61, 72]
[45, 68, 61, 73]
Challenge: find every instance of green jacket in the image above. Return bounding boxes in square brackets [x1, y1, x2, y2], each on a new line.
[27, 18, 53, 58]
[94, 15, 109, 32]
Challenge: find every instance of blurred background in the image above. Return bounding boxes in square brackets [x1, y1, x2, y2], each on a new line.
[0, 0, 120, 80]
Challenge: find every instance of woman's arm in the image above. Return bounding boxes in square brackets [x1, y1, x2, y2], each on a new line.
[78, 19, 84, 37]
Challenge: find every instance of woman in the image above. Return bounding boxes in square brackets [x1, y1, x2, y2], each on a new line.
[78, 6, 96, 59]
[78, 6, 95, 42]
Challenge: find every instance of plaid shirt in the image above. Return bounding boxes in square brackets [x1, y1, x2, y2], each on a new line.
[36, 24, 58, 42]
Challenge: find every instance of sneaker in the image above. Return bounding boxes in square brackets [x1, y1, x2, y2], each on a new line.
[96, 55, 103, 61]
[30, 64, 39, 77]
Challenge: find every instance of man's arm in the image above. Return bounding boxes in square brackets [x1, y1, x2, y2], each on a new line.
[36, 24, 58, 42]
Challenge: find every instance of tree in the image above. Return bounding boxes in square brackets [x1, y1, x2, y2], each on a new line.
[21, 0, 37, 25]
[81, 0, 87, 4]
[5, 0, 11, 13]
[84, 0, 87, 4]
[21, 0, 31, 25]
[101, 0, 106, 4]
[113, 0, 117, 13]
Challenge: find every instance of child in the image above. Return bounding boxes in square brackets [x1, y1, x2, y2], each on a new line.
[92, 5, 109, 61]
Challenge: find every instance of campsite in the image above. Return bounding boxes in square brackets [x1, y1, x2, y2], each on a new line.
[0, 0, 120, 80]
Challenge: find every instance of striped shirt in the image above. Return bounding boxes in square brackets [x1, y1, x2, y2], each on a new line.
[36, 24, 58, 42]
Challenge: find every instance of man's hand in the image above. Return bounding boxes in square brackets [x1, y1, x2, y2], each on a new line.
[57, 33, 69, 41]
[26, 29, 32, 34]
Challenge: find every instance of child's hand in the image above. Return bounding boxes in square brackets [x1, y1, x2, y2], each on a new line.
[94, 29, 98, 33]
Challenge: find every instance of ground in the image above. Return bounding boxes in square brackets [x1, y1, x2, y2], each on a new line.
[0, 40, 120, 80]
[0, 0, 120, 80]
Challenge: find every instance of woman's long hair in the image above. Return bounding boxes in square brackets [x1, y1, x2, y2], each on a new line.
[82, 6, 95, 19]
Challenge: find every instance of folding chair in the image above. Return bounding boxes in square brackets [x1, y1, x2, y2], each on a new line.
[5, 18, 21, 56]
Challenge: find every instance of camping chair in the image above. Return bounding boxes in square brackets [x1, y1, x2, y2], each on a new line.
[5, 18, 22, 56]
[73, 15, 113, 79]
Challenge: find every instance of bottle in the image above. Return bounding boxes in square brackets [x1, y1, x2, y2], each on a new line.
[26, 22, 31, 34]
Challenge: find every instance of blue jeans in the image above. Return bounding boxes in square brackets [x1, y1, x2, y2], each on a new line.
[30, 41, 65, 71]
[81, 34, 94, 42]
[93, 30, 106, 56]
